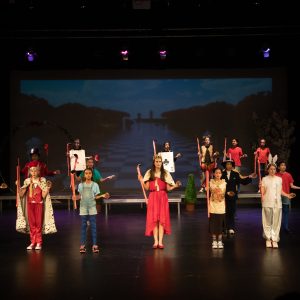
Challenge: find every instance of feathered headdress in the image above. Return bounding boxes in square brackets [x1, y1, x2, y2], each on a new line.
[267, 153, 278, 169]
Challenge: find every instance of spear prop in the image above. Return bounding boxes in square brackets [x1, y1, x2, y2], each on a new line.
[66, 143, 71, 176]
[137, 164, 148, 203]
[223, 137, 227, 162]
[196, 137, 202, 166]
[70, 172, 77, 209]
[257, 158, 262, 195]
[152, 139, 157, 156]
[70, 153, 78, 209]
[196, 137, 202, 187]
[206, 170, 210, 218]
[16, 158, 20, 207]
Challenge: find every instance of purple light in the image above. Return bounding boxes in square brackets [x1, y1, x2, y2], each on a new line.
[120, 50, 129, 61]
[159, 50, 167, 60]
[26, 50, 36, 62]
[263, 48, 270, 58]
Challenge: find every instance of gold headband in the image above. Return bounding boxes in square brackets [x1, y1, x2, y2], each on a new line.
[29, 166, 40, 170]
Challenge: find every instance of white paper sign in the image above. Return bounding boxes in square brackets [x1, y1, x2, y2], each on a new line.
[69, 149, 86, 171]
[159, 151, 175, 173]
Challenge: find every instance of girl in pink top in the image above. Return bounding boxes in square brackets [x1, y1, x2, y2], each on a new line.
[254, 138, 271, 178]
[227, 138, 247, 172]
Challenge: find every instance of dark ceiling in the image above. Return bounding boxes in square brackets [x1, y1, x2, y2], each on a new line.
[1, 0, 300, 69]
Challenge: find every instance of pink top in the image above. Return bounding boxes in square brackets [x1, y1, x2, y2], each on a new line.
[276, 171, 294, 194]
[227, 146, 243, 167]
[256, 147, 270, 164]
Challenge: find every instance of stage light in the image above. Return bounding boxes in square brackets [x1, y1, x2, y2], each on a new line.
[120, 50, 129, 61]
[260, 43, 271, 59]
[25, 49, 37, 62]
[262, 47, 270, 59]
[159, 50, 167, 60]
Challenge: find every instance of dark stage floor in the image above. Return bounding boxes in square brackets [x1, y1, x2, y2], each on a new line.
[1, 203, 300, 300]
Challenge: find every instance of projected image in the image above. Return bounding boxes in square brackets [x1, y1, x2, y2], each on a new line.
[10, 71, 286, 195]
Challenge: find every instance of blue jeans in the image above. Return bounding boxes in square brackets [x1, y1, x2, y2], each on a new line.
[80, 215, 97, 245]
[282, 204, 290, 231]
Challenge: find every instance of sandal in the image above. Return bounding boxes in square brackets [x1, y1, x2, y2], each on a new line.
[92, 245, 100, 253]
[79, 245, 86, 253]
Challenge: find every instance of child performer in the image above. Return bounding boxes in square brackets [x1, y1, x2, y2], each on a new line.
[16, 165, 57, 250]
[209, 167, 227, 249]
[138, 154, 181, 249]
[78, 168, 110, 254]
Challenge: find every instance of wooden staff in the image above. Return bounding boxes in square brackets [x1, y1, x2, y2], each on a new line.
[196, 137, 202, 187]
[70, 172, 77, 209]
[16, 158, 20, 207]
[66, 143, 71, 176]
[223, 137, 227, 162]
[206, 169, 210, 218]
[196, 137, 202, 166]
[152, 140, 157, 156]
[137, 164, 148, 202]
[257, 158, 262, 195]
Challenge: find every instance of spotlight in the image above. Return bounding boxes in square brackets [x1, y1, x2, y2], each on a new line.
[262, 47, 270, 59]
[120, 50, 129, 61]
[260, 43, 271, 59]
[159, 50, 167, 60]
[25, 49, 37, 62]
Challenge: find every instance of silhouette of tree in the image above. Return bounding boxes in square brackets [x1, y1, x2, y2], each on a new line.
[253, 111, 295, 166]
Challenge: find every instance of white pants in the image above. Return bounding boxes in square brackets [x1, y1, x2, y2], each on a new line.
[262, 207, 282, 242]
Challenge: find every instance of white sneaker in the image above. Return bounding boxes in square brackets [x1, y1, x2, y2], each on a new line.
[87, 221, 90, 226]
[228, 229, 235, 235]
[27, 244, 35, 250]
[217, 241, 224, 249]
[212, 240, 218, 249]
[272, 241, 278, 248]
[266, 240, 272, 248]
[35, 243, 42, 250]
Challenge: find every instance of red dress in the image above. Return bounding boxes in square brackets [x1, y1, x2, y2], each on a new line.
[145, 177, 171, 236]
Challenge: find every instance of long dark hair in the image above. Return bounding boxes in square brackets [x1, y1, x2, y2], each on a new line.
[82, 167, 94, 182]
[149, 155, 167, 181]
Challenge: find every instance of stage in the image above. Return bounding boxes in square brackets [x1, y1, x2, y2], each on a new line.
[1, 203, 300, 300]
[0, 190, 262, 214]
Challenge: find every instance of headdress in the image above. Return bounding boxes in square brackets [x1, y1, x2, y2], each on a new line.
[202, 134, 211, 141]
[30, 147, 40, 156]
[221, 157, 235, 168]
[28, 161, 41, 170]
[266, 154, 278, 169]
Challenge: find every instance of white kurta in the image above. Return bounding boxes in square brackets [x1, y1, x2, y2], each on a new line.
[261, 175, 282, 242]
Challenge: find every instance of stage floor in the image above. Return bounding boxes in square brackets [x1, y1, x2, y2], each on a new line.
[1, 205, 300, 300]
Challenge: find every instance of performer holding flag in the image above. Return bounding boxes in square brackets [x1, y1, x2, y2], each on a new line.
[158, 140, 181, 174]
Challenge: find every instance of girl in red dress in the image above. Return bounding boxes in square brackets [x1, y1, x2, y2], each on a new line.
[138, 154, 181, 249]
